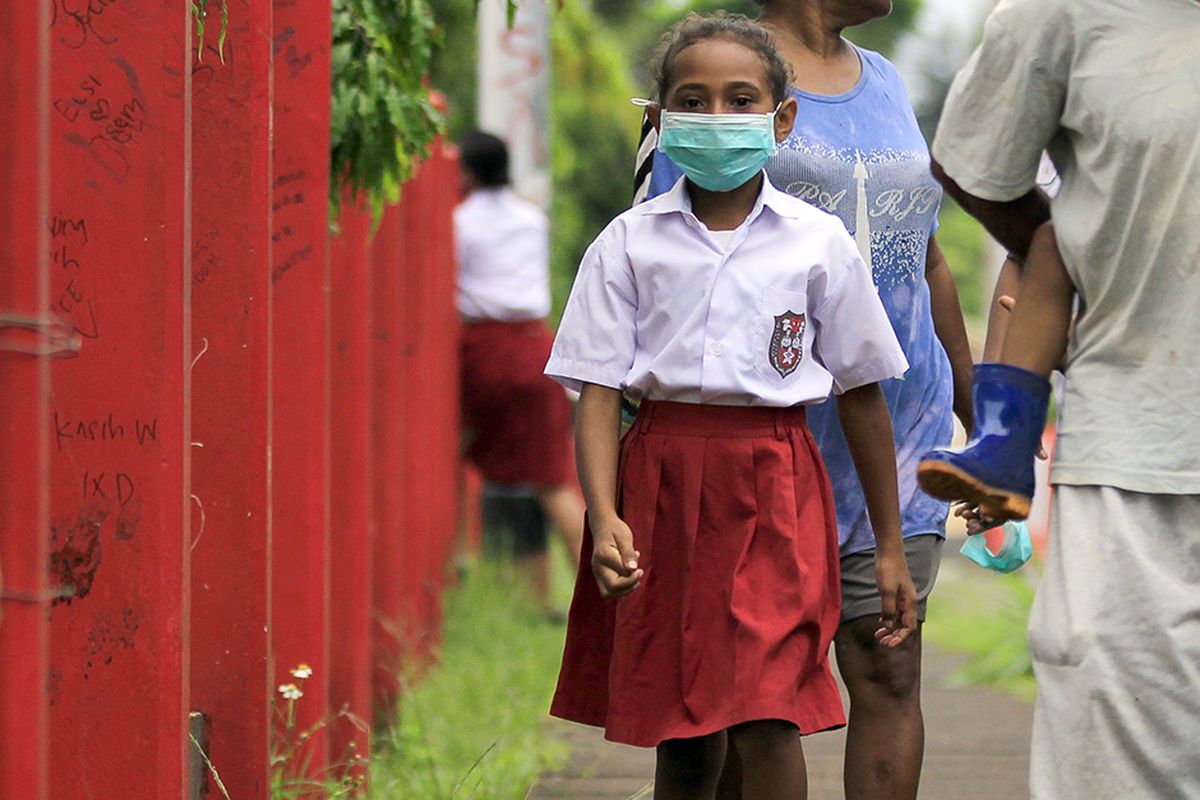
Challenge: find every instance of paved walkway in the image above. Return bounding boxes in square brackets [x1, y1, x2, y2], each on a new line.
[528, 645, 1033, 799]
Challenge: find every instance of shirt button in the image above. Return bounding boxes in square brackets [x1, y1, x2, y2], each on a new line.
[709, 342, 724, 356]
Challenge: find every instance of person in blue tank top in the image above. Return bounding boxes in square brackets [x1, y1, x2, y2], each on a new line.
[636, 3, 975, 797]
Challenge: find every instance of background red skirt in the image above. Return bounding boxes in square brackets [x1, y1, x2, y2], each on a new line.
[460, 319, 573, 487]
[550, 400, 845, 747]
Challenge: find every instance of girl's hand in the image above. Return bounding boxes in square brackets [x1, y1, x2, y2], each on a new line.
[873, 550, 918, 648]
[589, 511, 643, 599]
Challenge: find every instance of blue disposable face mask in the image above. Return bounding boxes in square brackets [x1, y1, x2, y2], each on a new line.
[960, 521, 1033, 573]
[655, 108, 779, 192]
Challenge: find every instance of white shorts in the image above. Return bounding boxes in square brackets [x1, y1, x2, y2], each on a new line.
[1028, 486, 1200, 799]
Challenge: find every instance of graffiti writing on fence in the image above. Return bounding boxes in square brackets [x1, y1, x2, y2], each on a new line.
[51, 0, 122, 50]
[54, 411, 159, 451]
[47, 214, 100, 341]
[56, 58, 147, 182]
[271, 169, 315, 284]
[192, 222, 220, 290]
[273, 25, 316, 79]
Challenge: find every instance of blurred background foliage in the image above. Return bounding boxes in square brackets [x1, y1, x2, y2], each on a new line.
[426, 0, 987, 328]
[547, 2, 640, 319]
[592, 0, 922, 87]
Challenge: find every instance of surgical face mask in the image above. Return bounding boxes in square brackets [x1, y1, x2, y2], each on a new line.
[960, 521, 1033, 574]
[656, 108, 779, 192]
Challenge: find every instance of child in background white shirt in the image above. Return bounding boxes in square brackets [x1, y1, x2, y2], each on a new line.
[545, 13, 917, 798]
[454, 132, 584, 607]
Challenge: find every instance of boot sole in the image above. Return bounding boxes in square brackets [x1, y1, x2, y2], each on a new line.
[917, 460, 1032, 521]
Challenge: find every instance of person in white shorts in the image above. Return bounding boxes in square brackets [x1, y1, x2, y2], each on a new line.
[930, 0, 1200, 796]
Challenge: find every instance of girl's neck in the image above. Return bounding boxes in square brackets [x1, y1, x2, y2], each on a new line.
[687, 174, 764, 232]
[760, 4, 862, 95]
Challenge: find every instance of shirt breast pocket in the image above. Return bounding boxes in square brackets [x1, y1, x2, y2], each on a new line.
[752, 287, 810, 383]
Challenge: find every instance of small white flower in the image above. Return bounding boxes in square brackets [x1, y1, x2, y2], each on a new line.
[290, 663, 314, 680]
[278, 683, 304, 701]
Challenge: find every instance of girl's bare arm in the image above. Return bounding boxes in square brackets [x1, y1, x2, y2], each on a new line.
[576, 383, 643, 598]
[835, 383, 918, 646]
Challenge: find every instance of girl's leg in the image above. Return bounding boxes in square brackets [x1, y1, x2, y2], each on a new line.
[727, 720, 807, 800]
[655, 732, 728, 800]
[998, 222, 1075, 377]
[714, 744, 743, 800]
[537, 484, 584, 568]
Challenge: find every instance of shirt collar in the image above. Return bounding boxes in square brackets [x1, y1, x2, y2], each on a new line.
[467, 186, 509, 201]
[641, 172, 805, 222]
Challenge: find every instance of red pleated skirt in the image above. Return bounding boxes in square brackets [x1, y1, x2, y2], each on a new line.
[550, 400, 845, 747]
[459, 319, 573, 487]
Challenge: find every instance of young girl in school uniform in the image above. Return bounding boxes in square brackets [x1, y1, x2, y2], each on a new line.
[545, 14, 918, 799]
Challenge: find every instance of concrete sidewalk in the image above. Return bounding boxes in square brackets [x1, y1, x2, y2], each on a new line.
[528, 645, 1033, 799]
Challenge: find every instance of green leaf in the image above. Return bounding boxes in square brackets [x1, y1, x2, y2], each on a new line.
[216, 1, 229, 64]
[192, 0, 206, 61]
[330, 0, 445, 220]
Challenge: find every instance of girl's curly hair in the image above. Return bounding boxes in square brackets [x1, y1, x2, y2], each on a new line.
[649, 12, 793, 106]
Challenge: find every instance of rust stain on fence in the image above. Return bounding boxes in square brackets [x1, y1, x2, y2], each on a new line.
[48, 504, 108, 605]
[83, 607, 140, 677]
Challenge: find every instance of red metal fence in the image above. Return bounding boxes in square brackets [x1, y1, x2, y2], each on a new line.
[0, 3, 461, 796]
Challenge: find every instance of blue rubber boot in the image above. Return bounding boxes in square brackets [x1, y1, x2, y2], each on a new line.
[918, 363, 1051, 521]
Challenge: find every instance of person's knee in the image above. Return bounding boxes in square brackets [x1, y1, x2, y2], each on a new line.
[535, 484, 568, 502]
[536, 484, 582, 520]
[659, 732, 725, 759]
[838, 619, 923, 704]
[652, 734, 724, 796]
[727, 720, 800, 765]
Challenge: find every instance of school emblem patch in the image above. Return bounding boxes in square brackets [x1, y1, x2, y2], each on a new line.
[768, 311, 806, 378]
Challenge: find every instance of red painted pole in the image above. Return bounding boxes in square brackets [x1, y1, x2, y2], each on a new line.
[45, 2, 192, 797]
[370, 204, 409, 711]
[398, 146, 461, 651]
[329, 198, 375, 773]
[425, 146, 462, 639]
[271, 0, 332, 778]
[189, 2, 274, 796]
[397, 187, 431, 651]
[372, 146, 462, 706]
[0, 3, 52, 798]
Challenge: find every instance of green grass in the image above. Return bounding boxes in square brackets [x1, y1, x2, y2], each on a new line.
[368, 556, 572, 799]
[925, 563, 1039, 701]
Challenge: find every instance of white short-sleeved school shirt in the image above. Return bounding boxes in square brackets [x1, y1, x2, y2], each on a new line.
[933, 0, 1200, 494]
[545, 176, 909, 407]
[454, 187, 552, 321]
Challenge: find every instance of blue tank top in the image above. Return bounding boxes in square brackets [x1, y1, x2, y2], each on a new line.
[647, 47, 953, 555]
